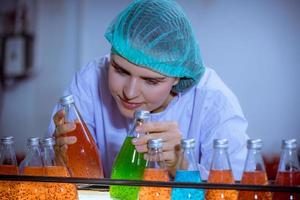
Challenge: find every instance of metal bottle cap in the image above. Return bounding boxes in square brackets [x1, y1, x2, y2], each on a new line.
[27, 137, 40, 146]
[181, 138, 195, 149]
[134, 110, 150, 120]
[213, 139, 228, 148]
[41, 137, 56, 146]
[148, 138, 163, 149]
[282, 139, 297, 149]
[1, 136, 14, 144]
[247, 139, 263, 149]
[59, 94, 74, 105]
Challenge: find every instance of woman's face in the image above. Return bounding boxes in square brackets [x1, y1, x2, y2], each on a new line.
[108, 54, 179, 119]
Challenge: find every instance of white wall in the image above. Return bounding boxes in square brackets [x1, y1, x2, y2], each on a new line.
[1, 0, 299, 155]
[0, 0, 79, 154]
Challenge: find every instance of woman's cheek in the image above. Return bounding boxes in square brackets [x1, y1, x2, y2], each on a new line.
[109, 71, 125, 92]
[142, 83, 173, 104]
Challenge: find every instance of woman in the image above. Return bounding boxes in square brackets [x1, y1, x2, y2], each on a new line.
[48, 0, 248, 180]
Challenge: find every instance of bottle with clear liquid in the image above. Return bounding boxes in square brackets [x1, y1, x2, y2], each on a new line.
[59, 94, 103, 178]
[238, 139, 272, 200]
[0, 136, 19, 199]
[273, 139, 300, 200]
[205, 139, 238, 200]
[110, 110, 150, 200]
[18, 137, 46, 199]
[171, 138, 204, 200]
[139, 138, 171, 200]
[41, 137, 78, 200]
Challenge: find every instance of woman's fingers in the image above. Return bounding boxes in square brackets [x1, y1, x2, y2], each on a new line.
[55, 123, 76, 136]
[133, 121, 182, 175]
[54, 136, 77, 164]
[136, 121, 179, 133]
[133, 121, 181, 145]
[134, 135, 179, 152]
[53, 109, 65, 126]
[56, 136, 77, 146]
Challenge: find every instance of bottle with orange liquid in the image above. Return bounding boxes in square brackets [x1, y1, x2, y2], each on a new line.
[139, 138, 171, 200]
[0, 136, 19, 199]
[59, 94, 103, 178]
[18, 137, 46, 200]
[41, 137, 78, 200]
[238, 139, 272, 200]
[205, 139, 238, 200]
[273, 139, 300, 200]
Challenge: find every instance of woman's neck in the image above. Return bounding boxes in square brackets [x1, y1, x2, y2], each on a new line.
[151, 92, 178, 113]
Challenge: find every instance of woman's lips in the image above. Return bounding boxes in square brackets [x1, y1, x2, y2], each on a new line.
[119, 97, 143, 110]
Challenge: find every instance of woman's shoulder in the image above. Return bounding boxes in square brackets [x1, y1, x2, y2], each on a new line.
[73, 55, 110, 85]
[78, 55, 110, 75]
[195, 67, 237, 100]
[191, 67, 242, 113]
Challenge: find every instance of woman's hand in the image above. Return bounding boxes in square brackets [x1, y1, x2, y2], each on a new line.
[131, 121, 182, 176]
[53, 109, 77, 162]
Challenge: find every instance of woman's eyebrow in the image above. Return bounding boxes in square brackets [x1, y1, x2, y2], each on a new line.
[141, 76, 166, 81]
[111, 59, 131, 75]
[111, 59, 167, 80]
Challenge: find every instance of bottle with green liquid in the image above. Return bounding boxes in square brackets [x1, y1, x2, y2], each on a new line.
[110, 110, 150, 200]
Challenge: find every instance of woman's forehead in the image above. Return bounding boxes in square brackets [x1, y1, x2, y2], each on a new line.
[111, 54, 168, 78]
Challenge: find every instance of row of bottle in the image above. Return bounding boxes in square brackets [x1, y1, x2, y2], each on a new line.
[0, 136, 78, 199]
[0, 94, 103, 172]
[206, 138, 300, 200]
[109, 110, 300, 200]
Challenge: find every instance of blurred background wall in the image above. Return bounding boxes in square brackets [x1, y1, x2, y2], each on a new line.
[0, 0, 299, 166]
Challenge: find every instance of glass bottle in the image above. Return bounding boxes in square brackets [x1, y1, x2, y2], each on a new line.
[59, 94, 103, 178]
[139, 138, 171, 200]
[41, 137, 78, 200]
[273, 139, 300, 200]
[171, 138, 204, 200]
[19, 137, 44, 175]
[238, 139, 272, 200]
[110, 110, 150, 200]
[18, 137, 46, 200]
[0, 136, 19, 199]
[205, 139, 238, 200]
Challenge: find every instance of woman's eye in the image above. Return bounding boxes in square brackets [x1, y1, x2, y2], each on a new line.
[145, 79, 160, 85]
[114, 67, 127, 75]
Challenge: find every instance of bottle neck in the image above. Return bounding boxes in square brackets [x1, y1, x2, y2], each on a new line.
[62, 103, 82, 123]
[244, 148, 266, 172]
[23, 145, 43, 167]
[128, 118, 148, 138]
[211, 147, 231, 171]
[177, 148, 198, 171]
[278, 148, 300, 172]
[42, 146, 56, 166]
[146, 147, 166, 169]
[0, 143, 18, 165]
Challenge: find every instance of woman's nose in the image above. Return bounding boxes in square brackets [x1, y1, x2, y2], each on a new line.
[123, 78, 139, 100]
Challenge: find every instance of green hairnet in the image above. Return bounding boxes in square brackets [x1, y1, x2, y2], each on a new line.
[105, 0, 205, 92]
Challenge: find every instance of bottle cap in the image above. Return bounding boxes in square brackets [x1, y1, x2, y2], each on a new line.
[134, 110, 150, 120]
[247, 139, 263, 149]
[148, 138, 163, 148]
[60, 94, 74, 105]
[181, 138, 195, 149]
[41, 137, 56, 146]
[1, 136, 14, 144]
[27, 137, 40, 146]
[282, 139, 297, 149]
[213, 139, 228, 148]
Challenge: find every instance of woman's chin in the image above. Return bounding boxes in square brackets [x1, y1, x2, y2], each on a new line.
[118, 106, 135, 119]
